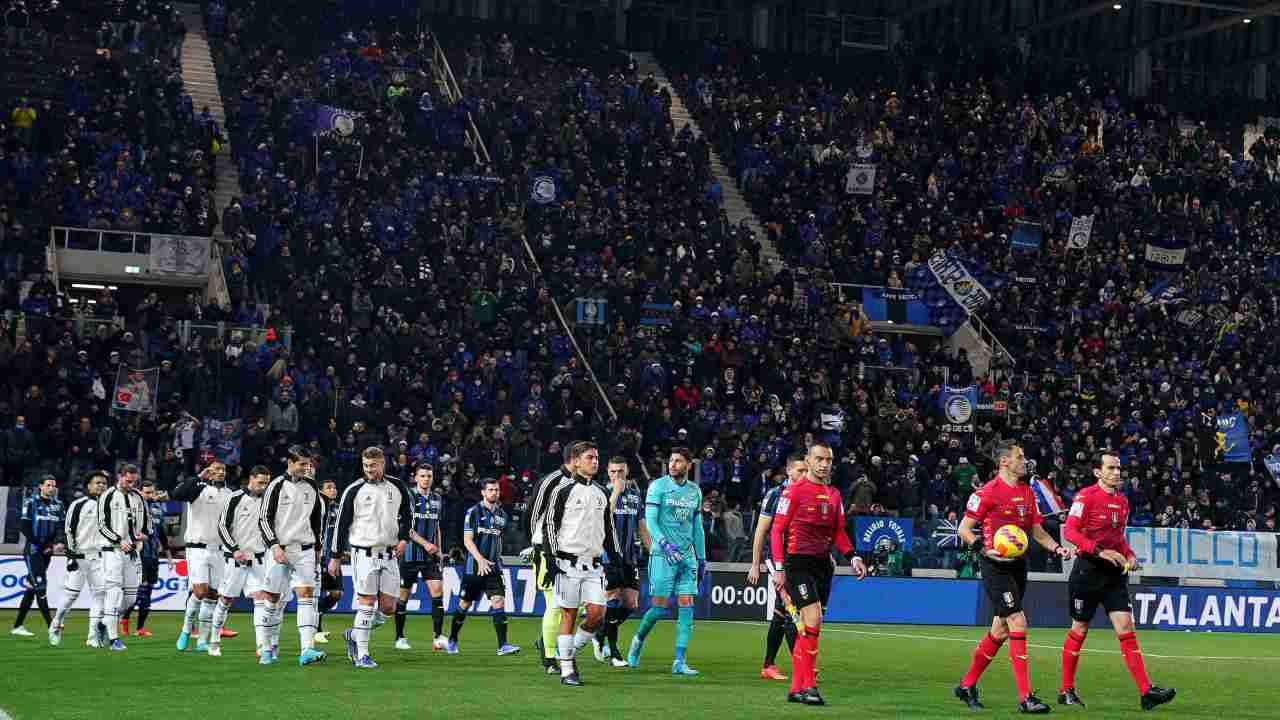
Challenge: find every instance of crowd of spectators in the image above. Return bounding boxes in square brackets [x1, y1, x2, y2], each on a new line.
[6, 7, 1280, 571]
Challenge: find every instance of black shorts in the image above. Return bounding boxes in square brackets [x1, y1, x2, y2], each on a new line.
[321, 566, 343, 593]
[605, 563, 640, 591]
[783, 554, 834, 610]
[140, 558, 160, 585]
[982, 557, 1029, 618]
[22, 547, 48, 592]
[1068, 558, 1132, 622]
[400, 559, 443, 589]
[461, 571, 506, 604]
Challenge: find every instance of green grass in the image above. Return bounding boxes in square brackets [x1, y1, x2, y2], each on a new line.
[1, 610, 1275, 719]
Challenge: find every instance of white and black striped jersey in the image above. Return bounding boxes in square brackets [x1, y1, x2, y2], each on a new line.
[98, 485, 149, 549]
[218, 490, 265, 554]
[64, 496, 101, 556]
[544, 477, 621, 561]
[528, 467, 573, 546]
[331, 476, 412, 553]
[259, 474, 322, 548]
[171, 477, 232, 546]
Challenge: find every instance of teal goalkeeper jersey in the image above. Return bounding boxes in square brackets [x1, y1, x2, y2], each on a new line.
[645, 475, 703, 553]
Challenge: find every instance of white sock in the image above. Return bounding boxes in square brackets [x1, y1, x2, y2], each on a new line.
[198, 599, 216, 643]
[558, 634, 575, 676]
[296, 598, 316, 651]
[573, 626, 594, 652]
[354, 605, 374, 658]
[182, 594, 200, 634]
[270, 601, 284, 648]
[104, 588, 123, 640]
[54, 589, 79, 628]
[253, 600, 271, 652]
[88, 592, 104, 639]
[211, 601, 231, 643]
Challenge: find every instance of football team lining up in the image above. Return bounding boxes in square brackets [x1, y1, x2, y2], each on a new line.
[12, 439, 1177, 711]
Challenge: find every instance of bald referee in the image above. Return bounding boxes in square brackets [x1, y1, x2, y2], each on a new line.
[525, 443, 581, 674]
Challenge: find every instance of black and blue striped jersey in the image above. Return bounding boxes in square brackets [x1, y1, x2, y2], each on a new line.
[404, 489, 443, 563]
[140, 501, 166, 560]
[609, 485, 643, 567]
[20, 494, 65, 548]
[758, 483, 786, 561]
[463, 502, 506, 575]
[320, 495, 339, 564]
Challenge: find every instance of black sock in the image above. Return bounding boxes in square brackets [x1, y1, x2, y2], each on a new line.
[136, 584, 153, 629]
[431, 596, 444, 637]
[137, 606, 150, 630]
[450, 609, 468, 642]
[783, 618, 798, 652]
[122, 606, 133, 621]
[394, 600, 408, 639]
[765, 615, 786, 666]
[36, 592, 51, 627]
[15, 589, 34, 627]
[597, 606, 614, 644]
[610, 606, 631, 657]
[319, 593, 339, 613]
[493, 611, 508, 646]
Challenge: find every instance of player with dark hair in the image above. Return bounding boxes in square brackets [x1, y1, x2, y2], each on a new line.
[171, 461, 232, 652]
[747, 452, 807, 680]
[448, 478, 519, 656]
[593, 456, 646, 667]
[261, 445, 326, 666]
[628, 447, 706, 675]
[396, 463, 446, 651]
[954, 440, 1073, 714]
[12, 475, 64, 638]
[525, 442, 586, 673]
[122, 480, 170, 637]
[316, 477, 342, 644]
[52, 471, 109, 647]
[770, 442, 867, 706]
[1058, 450, 1175, 711]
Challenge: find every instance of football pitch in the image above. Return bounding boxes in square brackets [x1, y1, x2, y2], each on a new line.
[1, 610, 1275, 719]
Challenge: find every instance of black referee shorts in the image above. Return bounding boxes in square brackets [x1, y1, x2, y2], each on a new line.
[605, 563, 640, 592]
[461, 571, 506, 604]
[1068, 557, 1132, 622]
[981, 557, 1029, 618]
[783, 555, 834, 610]
[400, 558, 444, 589]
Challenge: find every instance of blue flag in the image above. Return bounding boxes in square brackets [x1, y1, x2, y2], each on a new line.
[1139, 279, 1185, 306]
[861, 287, 930, 325]
[1215, 410, 1252, 463]
[314, 104, 363, 138]
[939, 385, 977, 433]
[528, 169, 560, 205]
[1010, 221, 1043, 251]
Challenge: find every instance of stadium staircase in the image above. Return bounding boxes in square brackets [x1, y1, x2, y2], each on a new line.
[175, 3, 232, 307]
[629, 52, 781, 273]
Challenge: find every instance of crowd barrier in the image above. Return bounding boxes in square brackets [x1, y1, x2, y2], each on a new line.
[9, 555, 1280, 633]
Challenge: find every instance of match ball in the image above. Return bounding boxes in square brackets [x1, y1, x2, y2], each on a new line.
[992, 525, 1029, 559]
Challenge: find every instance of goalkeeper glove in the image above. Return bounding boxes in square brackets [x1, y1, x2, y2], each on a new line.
[517, 546, 535, 563]
[67, 559, 79, 572]
[658, 539, 684, 564]
[541, 557, 560, 589]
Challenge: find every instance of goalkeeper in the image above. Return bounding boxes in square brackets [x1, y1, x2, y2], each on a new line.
[626, 447, 705, 676]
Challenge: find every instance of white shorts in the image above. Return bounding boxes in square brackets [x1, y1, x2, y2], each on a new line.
[101, 550, 141, 592]
[186, 546, 223, 590]
[263, 544, 319, 594]
[64, 555, 105, 595]
[219, 555, 270, 599]
[551, 561, 607, 609]
[351, 550, 400, 598]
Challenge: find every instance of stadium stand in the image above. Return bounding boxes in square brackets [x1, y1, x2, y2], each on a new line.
[2, 3, 1279, 576]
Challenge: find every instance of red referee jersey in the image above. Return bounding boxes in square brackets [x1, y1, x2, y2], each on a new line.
[964, 476, 1042, 551]
[769, 478, 854, 565]
[1063, 484, 1135, 560]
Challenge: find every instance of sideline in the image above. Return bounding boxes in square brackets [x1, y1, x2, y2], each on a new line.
[723, 620, 1280, 661]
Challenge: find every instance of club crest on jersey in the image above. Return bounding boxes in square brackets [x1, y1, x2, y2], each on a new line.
[1016, 505, 1026, 518]
[1111, 512, 1119, 528]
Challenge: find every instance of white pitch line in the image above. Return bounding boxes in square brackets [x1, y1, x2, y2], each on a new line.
[723, 621, 1280, 661]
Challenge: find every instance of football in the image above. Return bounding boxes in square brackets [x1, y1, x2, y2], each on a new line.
[992, 525, 1029, 559]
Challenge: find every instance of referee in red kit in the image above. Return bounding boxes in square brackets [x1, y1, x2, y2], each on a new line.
[954, 440, 1072, 714]
[1059, 450, 1175, 711]
[770, 441, 867, 707]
